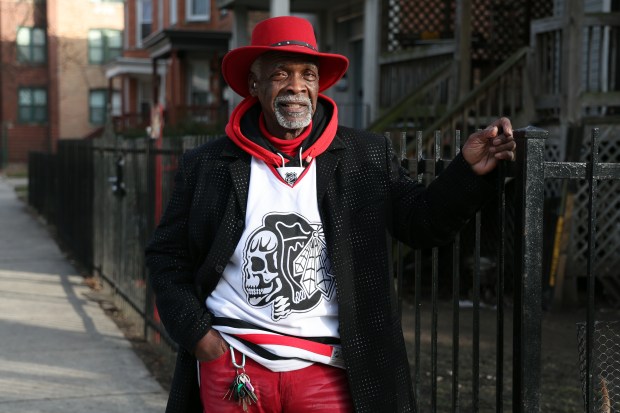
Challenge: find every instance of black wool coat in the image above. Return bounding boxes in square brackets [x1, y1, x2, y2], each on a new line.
[145, 126, 495, 413]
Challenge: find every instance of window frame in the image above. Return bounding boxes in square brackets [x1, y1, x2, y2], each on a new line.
[18, 87, 48, 124]
[89, 89, 121, 125]
[88, 29, 123, 64]
[16, 26, 47, 64]
[138, 0, 153, 45]
[186, 0, 209, 22]
[170, 0, 178, 25]
[89, 89, 108, 125]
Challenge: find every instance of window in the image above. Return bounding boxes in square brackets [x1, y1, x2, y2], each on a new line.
[89, 90, 107, 124]
[187, 59, 211, 122]
[16, 27, 46, 63]
[139, 0, 153, 41]
[186, 0, 209, 21]
[170, 0, 177, 25]
[88, 29, 122, 64]
[18, 87, 47, 124]
[158, 0, 164, 28]
[89, 89, 121, 125]
[188, 59, 211, 105]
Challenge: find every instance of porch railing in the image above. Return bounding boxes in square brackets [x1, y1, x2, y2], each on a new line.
[413, 47, 531, 154]
[368, 60, 453, 133]
[531, 12, 620, 121]
[110, 103, 229, 137]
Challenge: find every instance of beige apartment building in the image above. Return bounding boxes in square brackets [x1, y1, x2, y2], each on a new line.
[53, 0, 124, 139]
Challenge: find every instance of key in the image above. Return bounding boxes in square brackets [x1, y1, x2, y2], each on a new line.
[239, 374, 258, 409]
[222, 348, 258, 410]
[223, 371, 259, 409]
[239, 373, 258, 404]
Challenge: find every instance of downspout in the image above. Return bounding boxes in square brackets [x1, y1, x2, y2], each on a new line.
[46, 0, 53, 154]
[363, 0, 380, 125]
[0, 0, 5, 168]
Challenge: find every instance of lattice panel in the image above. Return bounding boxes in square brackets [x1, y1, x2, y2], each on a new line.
[471, 0, 528, 61]
[533, 0, 554, 19]
[566, 126, 620, 305]
[383, 0, 455, 52]
[383, 0, 554, 58]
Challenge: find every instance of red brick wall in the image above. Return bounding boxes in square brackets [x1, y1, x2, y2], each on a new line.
[7, 126, 49, 162]
[0, 0, 52, 162]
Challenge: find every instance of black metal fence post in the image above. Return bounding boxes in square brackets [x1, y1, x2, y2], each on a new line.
[584, 128, 599, 413]
[513, 126, 548, 413]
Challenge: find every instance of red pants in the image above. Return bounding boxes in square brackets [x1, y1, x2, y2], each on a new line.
[198, 349, 354, 413]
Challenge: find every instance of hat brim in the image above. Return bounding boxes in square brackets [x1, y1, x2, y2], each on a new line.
[222, 45, 349, 98]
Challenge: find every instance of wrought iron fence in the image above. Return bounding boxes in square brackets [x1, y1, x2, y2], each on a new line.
[26, 125, 620, 412]
[28, 140, 93, 268]
[391, 128, 516, 412]
[519, 127, 620, 413]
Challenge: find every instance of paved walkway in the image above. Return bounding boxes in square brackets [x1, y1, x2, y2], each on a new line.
[0, 176, 167, 413]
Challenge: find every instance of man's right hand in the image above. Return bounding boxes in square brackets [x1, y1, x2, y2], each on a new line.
[194, 329, 228, 362]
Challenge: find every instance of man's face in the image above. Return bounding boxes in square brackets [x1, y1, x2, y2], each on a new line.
[249, 52, 319, 140]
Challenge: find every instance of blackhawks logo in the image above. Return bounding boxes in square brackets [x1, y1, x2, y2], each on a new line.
[242, 213, 335, 321]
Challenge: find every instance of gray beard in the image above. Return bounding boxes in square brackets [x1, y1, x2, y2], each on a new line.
[274, 95, 313, 130]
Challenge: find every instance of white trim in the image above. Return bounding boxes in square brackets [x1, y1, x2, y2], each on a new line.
[185, 0, 210, 22]
[137, 0, 153, 47]
[105, 57, 167, 78]
[158, 0, 164, 28]
[170, 0, 178, 25]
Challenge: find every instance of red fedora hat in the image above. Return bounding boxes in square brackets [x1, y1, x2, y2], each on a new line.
[222, 16, 349, 97]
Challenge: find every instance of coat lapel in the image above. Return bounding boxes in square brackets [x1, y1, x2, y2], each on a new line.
[195, 140, 249, 300]
[316, 134, 346, 203]
[222, 140, 251, 218]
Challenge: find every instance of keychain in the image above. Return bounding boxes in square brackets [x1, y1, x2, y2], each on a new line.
[223, 346, 258, 411]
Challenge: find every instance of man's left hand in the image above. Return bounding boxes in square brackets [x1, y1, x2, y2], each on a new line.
[462, 117, 515, 175]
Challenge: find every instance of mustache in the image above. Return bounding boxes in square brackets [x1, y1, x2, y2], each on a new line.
[274, 95, 312, 106]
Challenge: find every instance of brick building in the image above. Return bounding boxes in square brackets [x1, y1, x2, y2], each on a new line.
[0, 0, 124, 166]
[106, 0, 237, 137]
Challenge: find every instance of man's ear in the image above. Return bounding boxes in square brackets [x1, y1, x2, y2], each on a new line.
[248, 75, 258, 96]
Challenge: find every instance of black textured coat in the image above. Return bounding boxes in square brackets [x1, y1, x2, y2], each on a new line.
[145, 126, 495, 413]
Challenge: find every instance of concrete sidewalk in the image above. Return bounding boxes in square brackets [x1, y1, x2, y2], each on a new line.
[0, 176, 167, 413]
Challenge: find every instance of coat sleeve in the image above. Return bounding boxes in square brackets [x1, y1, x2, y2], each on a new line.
[144, 150, 213, 354]
[385, 136, 497, 249]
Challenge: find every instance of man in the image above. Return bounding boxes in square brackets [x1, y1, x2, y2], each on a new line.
[145, 16, 515, 413]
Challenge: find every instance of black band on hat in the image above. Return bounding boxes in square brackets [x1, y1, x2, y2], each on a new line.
[270, 40, 318, 51]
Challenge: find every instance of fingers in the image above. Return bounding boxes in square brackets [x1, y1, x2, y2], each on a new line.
[494, 147, 516, 161]
[497, 116, 513, 138]
[488, 117, 513, 138]
[489, 140, 516, 160]
[463, 117, 517, 169]
[481, 117, 514, 141]
[487, 117, 515, 161]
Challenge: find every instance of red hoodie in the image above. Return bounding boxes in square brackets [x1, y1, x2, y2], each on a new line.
[225, 94, 339, 167]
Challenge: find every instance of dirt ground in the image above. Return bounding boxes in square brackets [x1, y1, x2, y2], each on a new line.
[400, 299, 620, 413]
